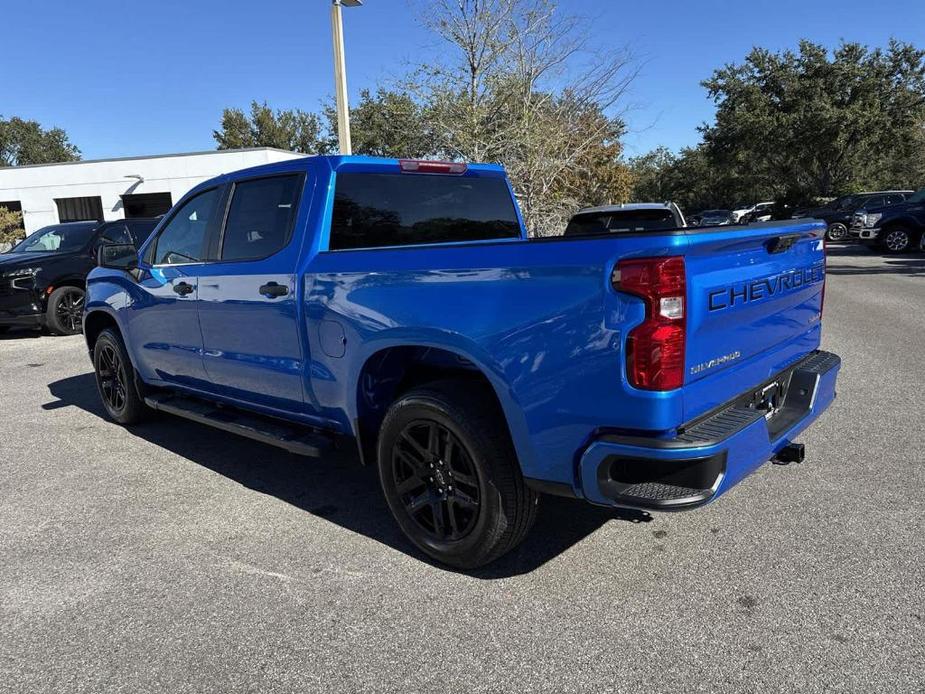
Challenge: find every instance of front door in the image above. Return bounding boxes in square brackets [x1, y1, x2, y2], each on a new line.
[129, 186, 223, 388]
[195, 173, 307, 412]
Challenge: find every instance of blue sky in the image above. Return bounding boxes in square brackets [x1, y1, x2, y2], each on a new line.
[4, 0, 924, 161]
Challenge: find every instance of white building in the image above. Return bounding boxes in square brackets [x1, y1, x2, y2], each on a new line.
[0, 148, 306, 234]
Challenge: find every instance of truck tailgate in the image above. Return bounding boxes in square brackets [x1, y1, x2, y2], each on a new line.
[680, 221, 825, 418]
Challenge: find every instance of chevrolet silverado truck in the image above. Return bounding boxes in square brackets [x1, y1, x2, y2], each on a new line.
[83, 156, 841, 568]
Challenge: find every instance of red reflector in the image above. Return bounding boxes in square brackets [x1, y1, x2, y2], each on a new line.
[399, 159, 468, 175]
[617, 256, 687, 391]
[627, 323, 685, 390]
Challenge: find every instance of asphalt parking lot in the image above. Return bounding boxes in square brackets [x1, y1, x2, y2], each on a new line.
[1, 245, 923, 693]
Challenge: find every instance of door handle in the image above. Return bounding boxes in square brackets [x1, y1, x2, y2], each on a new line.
[173, 281, 195, 296]
[259, 282, 289, 298]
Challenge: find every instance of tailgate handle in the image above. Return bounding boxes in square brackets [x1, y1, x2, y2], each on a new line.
[766, 234, 801, 254]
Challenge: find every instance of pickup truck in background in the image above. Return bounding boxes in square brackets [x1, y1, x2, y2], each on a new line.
[84, 156, 840, 568]
[792, 190, 913, 242]
[853, 187, 925, 253]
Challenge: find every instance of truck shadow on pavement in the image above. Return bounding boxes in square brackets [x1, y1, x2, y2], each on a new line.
[44, 372, 651, 578]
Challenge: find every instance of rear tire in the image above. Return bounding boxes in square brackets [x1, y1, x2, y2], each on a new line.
[826, 222, 848, 242]
[377, 380, 538, 569]
[93, 328, 149, 425]
[881, 227, 912, 253]
[46, 286, 85, 335]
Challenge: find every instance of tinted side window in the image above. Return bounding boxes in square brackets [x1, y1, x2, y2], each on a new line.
[221, 175, 301, 261]
[152, 188, 220, 265]
[128, 220, 158, 247]
[98, 223, 132, 245]
[330, 173, 521, 250]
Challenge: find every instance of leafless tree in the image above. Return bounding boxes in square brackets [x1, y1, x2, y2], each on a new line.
[413, 0, 638, 234]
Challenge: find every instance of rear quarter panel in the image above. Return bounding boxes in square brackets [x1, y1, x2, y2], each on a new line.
[303, 236, 688, 485]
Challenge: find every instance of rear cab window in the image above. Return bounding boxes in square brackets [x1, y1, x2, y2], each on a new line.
[329, 172, 521, 250]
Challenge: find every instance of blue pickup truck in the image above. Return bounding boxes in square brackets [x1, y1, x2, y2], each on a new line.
[84, 155, 840, 568]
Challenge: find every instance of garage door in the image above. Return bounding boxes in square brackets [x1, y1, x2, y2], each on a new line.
[121, 192, 173, 218]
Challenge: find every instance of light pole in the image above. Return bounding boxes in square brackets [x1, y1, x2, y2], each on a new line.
[331, 0, 362, 155]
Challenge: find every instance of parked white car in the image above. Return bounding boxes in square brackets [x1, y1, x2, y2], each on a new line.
[732, 201, 775, 223]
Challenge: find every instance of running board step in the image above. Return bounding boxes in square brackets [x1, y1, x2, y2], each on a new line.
[144, 393, 333, 457]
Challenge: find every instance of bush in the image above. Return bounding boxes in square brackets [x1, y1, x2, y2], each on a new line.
[0, 206, 25, 246]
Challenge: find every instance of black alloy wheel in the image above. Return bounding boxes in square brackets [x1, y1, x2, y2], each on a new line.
[377, 381, 539, 569]
[97, 342, 128, 414]
[391, 420, 481, 541]
[92, 328, 149, 425]
[47, 286, 86, 335]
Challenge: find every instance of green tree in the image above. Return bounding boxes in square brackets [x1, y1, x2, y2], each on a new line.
[337, 89, 436, 158]
[628, 147, 679, 202]
[701, 40, 925, 202]
[0, 116, 80, 167]
[213, 101, 333, 154]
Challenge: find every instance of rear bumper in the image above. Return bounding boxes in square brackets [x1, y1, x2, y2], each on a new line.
[578, 350, 841, 510]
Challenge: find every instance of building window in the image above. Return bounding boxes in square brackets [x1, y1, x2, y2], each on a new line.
[121, 192, 173, 218]
[55, 196, 104, 223]
[0, 200, 23, 214]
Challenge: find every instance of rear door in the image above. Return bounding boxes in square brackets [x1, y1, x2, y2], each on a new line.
[195, 172, 307, 412]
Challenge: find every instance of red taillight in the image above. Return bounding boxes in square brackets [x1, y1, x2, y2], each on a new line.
[399, 159, 468, 175]
[616, 256, 686, 391]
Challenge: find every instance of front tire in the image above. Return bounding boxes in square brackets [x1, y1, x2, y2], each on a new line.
[93, 328, 149, 425]
[826, 222, 848, 242]
[881, 227, 912, 253]
[377, 381, 538, 569]
[46, 286, 85, 335]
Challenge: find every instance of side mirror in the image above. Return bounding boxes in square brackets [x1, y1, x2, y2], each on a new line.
[98, 243, 138, 271]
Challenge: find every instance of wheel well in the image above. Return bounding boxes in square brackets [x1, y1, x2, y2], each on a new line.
[40, 278, 85, 309]
[880, 220, 917, 234]
[83, 311, 120, 354]
[355, 346, 508, 466]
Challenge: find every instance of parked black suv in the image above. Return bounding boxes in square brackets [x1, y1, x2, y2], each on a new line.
[0, 218, 158, 335]
[856, 188, 925, 253]
[792, 191, 913, 241]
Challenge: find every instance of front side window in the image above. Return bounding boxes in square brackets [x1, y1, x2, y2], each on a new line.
[330, 173, 521, 250]
[220, 175, 301, 261]
[128, 220, 158, 247]
[152, 188, 220, 265]
[98, 223, 133, 245]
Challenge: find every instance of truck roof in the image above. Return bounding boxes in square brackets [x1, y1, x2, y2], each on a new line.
[210, 155, 508, 185]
